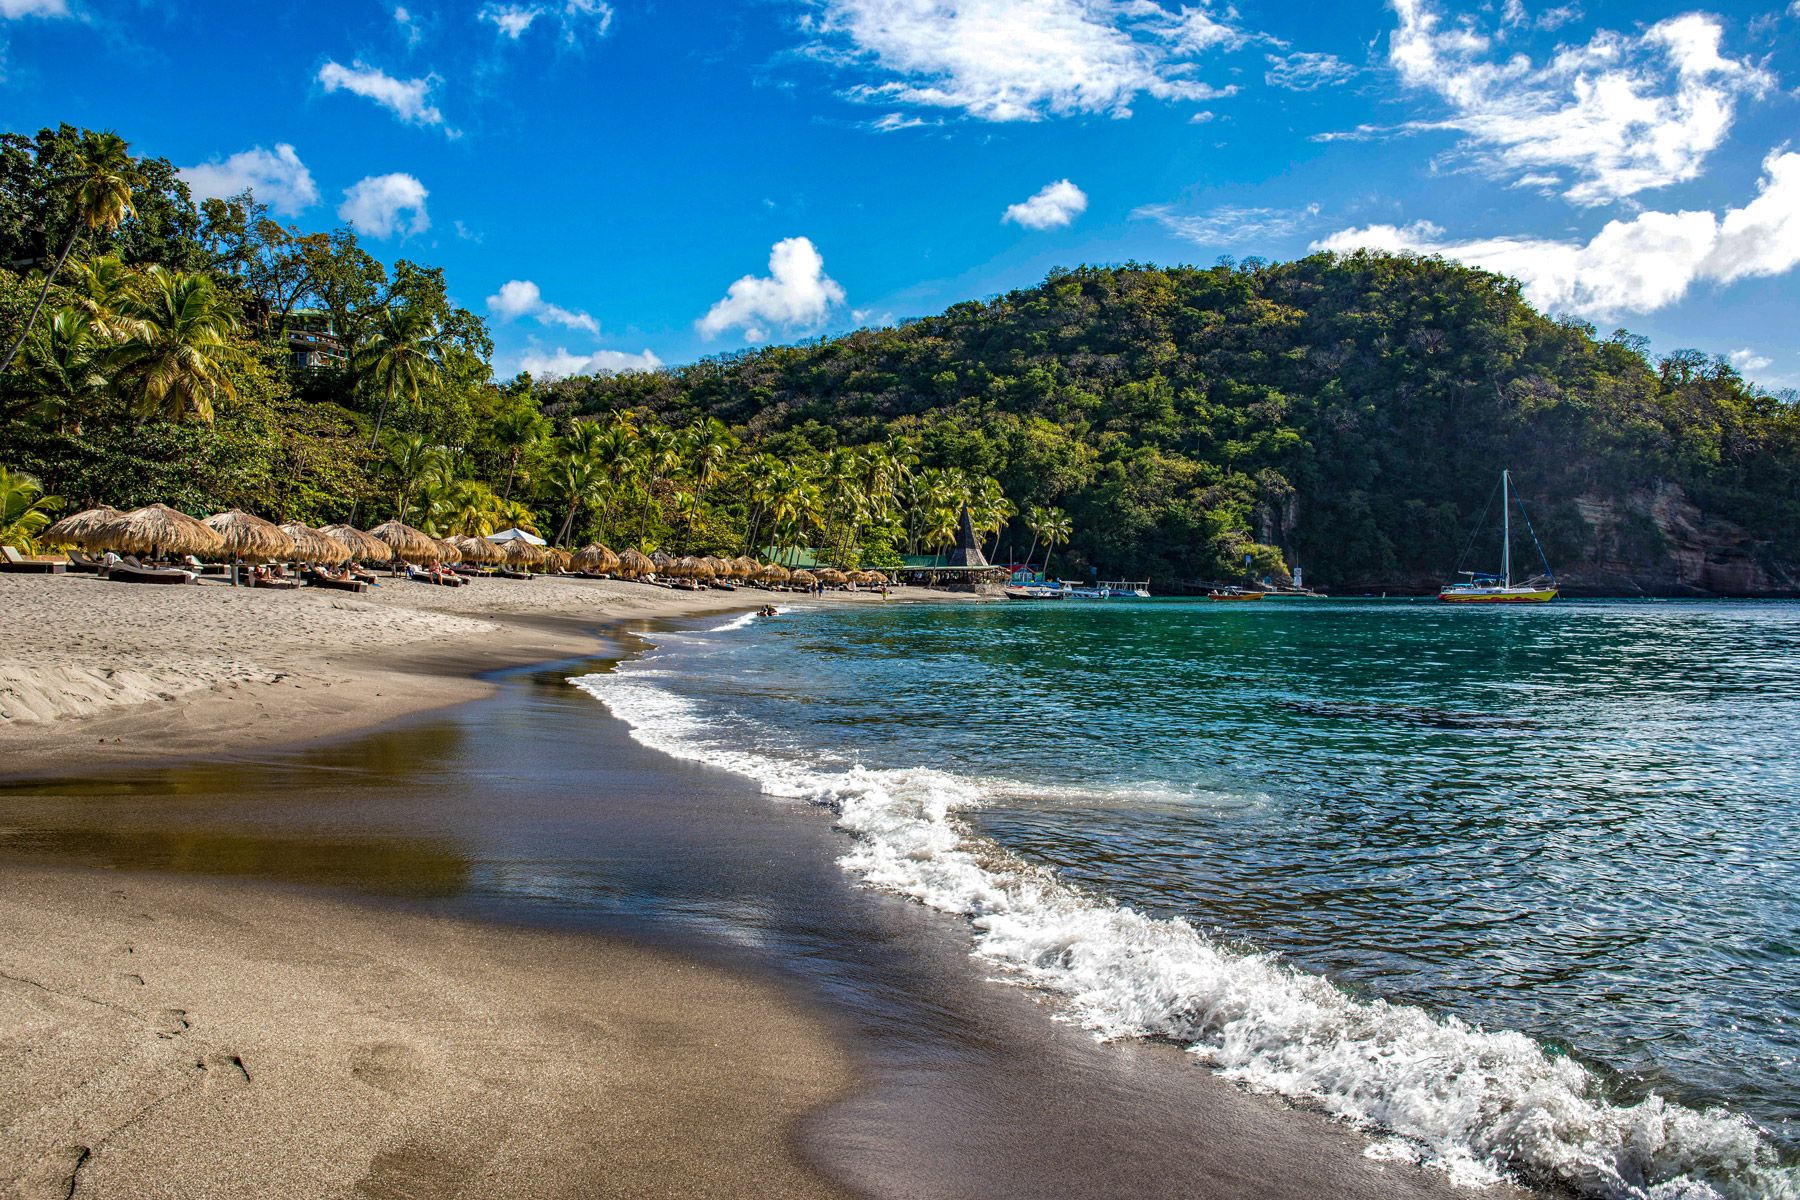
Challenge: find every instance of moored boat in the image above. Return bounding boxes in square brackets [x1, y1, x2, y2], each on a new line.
[1206, 586, 1265, 601]
[1439, 469, 1558, 604]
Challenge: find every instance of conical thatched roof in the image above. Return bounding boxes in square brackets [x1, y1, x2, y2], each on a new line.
[449, 534, 503, 564]
[572, 543, 618, 573]
[204, 510, 295, 562]
[42, 505, 121, 549]
[650, 550, 673, 571]
[280, 523, 350, 564]
[816, 567, 848, 586]
[678, 555, 712, 579]
[540, 546, 571, 572]
[432, 537, 462, 565]
[790, 569, 818, 587]
[760, 563, 790, 583]
[92, 504, 226, 557]
[320, 524, 393, 562]
[500, 536, 545, 566]
[617, 548, 653, 578]
[700, 556, 729, 578]
[367, 520, 439, 563]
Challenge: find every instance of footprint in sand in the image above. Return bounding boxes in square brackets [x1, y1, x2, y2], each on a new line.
[116, 972, 146, 987]
[14, 1144, 89, 1200]
[349, 1042, 422, 1096]
[199, 1052, 251, 1087]
[153, 1008, 189, 1039]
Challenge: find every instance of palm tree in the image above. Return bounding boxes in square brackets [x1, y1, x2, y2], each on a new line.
[0, 131, 142, 375]
[14, 309, 105, 428]
[441, 480, 506, 537]
[1038, 507, 1073, 577]
[0, 467, 62, 553]
[971, 476, 1015, 562]
[491, 405, 550, 501]
[354, 303, 444, 449]
[380, 431, 441, 523]
[740, 453, 784, 557]
[107, 267, 239, 422]
[1022, 505, 1048, 572]
[552, 453, 603, 547]
[633, 423, 681, 547]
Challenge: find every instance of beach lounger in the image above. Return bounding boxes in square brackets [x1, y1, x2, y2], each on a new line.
[2, 545, 67, 573]
[66, 549, 103, 573]
[305, 573, 368, 593]
[495, 568, 533, 580]
[108, 563, 194, 584]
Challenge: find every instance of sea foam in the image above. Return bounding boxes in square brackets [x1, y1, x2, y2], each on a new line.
[570, 663, 1798, 1200]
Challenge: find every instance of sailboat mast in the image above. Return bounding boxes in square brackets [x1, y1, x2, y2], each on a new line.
[1501, 469, 1512, 588]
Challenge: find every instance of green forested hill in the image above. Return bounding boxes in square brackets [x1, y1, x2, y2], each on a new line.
[3, 122, 1796, 593]
[554, 257, 1800, 592]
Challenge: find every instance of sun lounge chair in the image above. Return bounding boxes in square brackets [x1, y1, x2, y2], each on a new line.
[108, 562, 194, 585]
[66, 549, 103, 573]
[494, 568, 533, 580]
[303, 568, 367, 593]
[2, 545, 67, 574]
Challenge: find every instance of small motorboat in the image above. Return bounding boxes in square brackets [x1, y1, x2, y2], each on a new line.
[1206, 586, 1266, 601]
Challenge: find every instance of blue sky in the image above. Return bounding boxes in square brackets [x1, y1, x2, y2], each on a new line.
[3, 0, 1798, 389]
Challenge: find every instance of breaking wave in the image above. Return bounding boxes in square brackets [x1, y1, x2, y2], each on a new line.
[570, 661, 1797, 1200]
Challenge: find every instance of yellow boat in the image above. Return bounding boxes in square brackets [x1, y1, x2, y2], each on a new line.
[1207, 586, 1266, 601]
[1439, 470, 1557, 604]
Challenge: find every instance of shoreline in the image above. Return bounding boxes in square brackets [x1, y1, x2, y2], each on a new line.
[3, 573, 1534, 1199]
[0, 572, 921, 776]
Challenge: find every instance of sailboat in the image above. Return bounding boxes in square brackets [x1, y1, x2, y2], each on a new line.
[1438, 469, 1558, 604]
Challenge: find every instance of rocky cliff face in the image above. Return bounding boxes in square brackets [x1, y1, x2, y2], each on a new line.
[1564, 483, 1800, 597]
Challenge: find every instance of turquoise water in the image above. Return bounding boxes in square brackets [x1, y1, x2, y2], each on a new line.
[576, 598, 1800, 1198]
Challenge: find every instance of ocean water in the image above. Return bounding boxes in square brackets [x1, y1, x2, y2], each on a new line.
[571, 598, 1800, 1200]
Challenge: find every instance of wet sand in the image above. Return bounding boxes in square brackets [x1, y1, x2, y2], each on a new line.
[0, 865, 851, 1199]
[0, 638, 1530, 1200]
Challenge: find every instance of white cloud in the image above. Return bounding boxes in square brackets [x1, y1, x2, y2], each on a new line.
[0, 0, 66, 16]
[1386, 0, 1770, 206]
[486, 279, 600, 335]
[810, 0, 1239, 122]
[518, 346, 662, 379]
[1729, 348, 1771, 372]
[1137, 202, 1321, 246]
[394, 5, 422, 45]
[1265, 51, 1356, 91]
[338, 173, 431, 239]
[179, 144, 319, 215]
[317, 60, 447, 129]
[697, 236, 846, 341]
[479, 0, 614, 44]
[1311, 149, 1800, 318]
[1003, 179, 1088, 230]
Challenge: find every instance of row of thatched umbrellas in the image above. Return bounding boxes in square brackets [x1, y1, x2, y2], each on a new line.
[40, 503, 893, 587]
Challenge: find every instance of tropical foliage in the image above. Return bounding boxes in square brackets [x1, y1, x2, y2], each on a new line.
[5, 120, 1799, 589]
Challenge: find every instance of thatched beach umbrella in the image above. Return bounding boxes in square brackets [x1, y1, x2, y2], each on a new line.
[279, 523, 350, 565]
[541, 546, 572, 573]
[444, 535, 498, 565]
[320, 524, 393, 563]
[816, 567, 848, 588]
[677, 555, 710, 580]
[761, 563, 790, 585]
[367, 520, 439, 564]
[790, 569, 818, 590]
[732, 556, 759, 580]
[432, 537, 462, 565]
[500, 537, 545, 569]
[650, 550, 674, 576]
[92, 503, 226, 559]
[42, 504, 120, 549]
[617, 548, 653, 579]
[572, 543, 618, 574]
[204, 510, 296, 564]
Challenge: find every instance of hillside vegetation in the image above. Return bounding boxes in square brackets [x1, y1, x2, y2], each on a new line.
[4, 121, 1797, 592]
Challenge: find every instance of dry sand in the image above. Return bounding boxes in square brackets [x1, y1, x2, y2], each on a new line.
[0, 865, 852, 1199]
[0, 572, 910, 774]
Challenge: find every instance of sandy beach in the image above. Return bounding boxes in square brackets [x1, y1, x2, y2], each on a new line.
[0, 572, 902, 774]
[0, 865, 851, 1199]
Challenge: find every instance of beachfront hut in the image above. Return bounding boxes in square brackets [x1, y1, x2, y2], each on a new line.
[367, 520, 439, 565]
[91, 504, 226, 560]
[320, 524, 392, 563]
[279, 523, 351, 565]
[616, 548, 653, 580]
[42, 505, 120, 550]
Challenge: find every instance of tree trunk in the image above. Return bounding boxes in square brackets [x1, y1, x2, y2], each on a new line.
[0, 225, 82, 375]
[503, 449, 521, 502]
